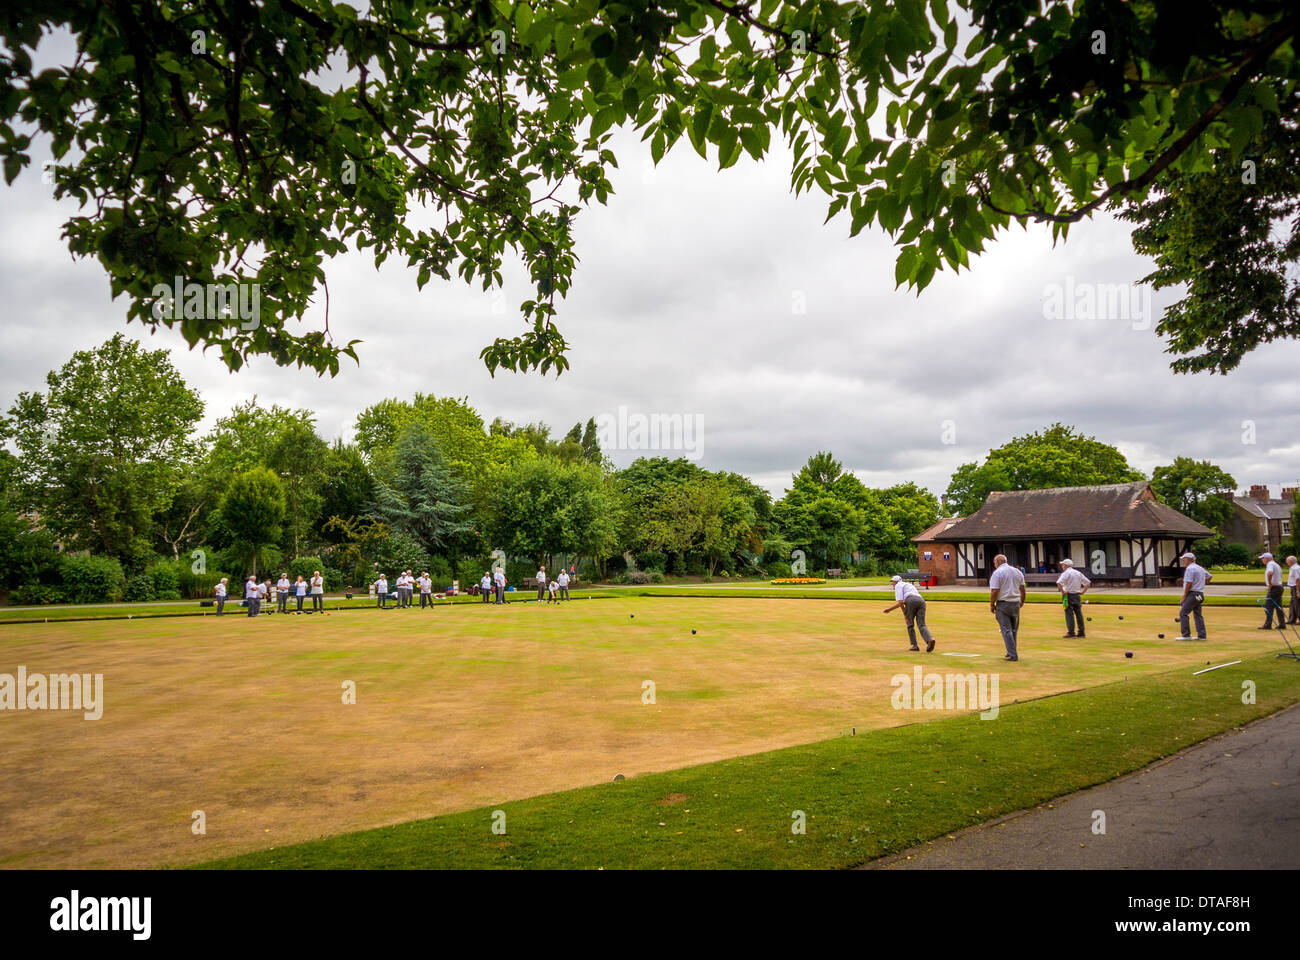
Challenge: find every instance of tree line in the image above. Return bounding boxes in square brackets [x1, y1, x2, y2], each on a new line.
[0, 338, 1293, 604]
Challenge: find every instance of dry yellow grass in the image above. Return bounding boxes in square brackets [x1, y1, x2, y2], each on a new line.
[0, 596, 1279, 868]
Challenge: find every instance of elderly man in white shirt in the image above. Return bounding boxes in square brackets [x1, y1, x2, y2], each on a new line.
[535, 566, 548, 602]
[557, 569, 570, 600]
[276, 573, 291, 614]
[214, 577, 229, 616]
[1260, 552, 1286, 630]
[1178, 552, 1211, 640]
[243, 575, 259, 617]
[310, 570, 324, 612]
[1287, 556, 1299, 626]
[988, 554, 1026, 661]
[1055, 559, 1091, 638]
[883, 574, 936, 652]
[418, 571, 434, 609]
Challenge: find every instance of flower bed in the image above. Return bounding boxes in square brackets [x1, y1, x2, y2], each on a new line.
[769, 577, 826, 585]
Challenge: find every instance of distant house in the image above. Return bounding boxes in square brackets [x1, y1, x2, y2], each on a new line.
[1224, 485, 1297, 555]
[916, 481, 1212, 588]
[913, 517, 965, 585]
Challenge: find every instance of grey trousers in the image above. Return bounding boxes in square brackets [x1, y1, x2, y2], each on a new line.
[903, 595, 933, 646]
[215, 597, 225, 615]
[537, 584, 547, 601]
[994, 600, 1020, 658]
[1290, 586, 1299, 625]
[1179, 590, 1206, 639]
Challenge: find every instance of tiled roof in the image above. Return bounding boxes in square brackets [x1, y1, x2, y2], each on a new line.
[931, 481, 1213, 541]
[1234, 497, 1295, 521]
[912, 517, 965, 542]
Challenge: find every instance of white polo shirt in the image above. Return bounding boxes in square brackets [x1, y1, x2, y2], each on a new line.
[245, 580, 258, 599]
[558, 572, 569, 586]
[1183, 562, 1209, 591]
[493, 570, 505, 585]
[310, 574, 323, 594]
[295, 579, 307, 596]
[1056, 567, 1090, 594]
[277, 577, 290, 593]
[481, 575, 491, 591]
[536, 570, 547, 584]
[1289, 563, 1300, 587]
[215, 581, 227, 598]
[893, 580, 921, 603]
[1264, 560, 1283, 587]
[419, 576, 432, 593]
[989, 564, 1025, 602]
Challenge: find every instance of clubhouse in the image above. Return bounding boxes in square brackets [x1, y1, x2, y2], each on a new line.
[913, 481, 1213, 588]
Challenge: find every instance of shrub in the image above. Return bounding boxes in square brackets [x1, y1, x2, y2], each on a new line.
[124, 573, 157, 603]
[144, 559, 181, 600]
[11, 583, 64, 605]
[765, 560, 792, 578]
[650, 571, 665, 583]
[602, 554, 627, 578]
[634, 550, 667, 573]
[289, 556, 324, 583]
[323, 567, 345, 593]
[59, 554, 125, 604]
[627, 570, 655, 585]
[428, 556, 453, 584]
[457, 557, 488, 590]
[684, 556, 705, 576]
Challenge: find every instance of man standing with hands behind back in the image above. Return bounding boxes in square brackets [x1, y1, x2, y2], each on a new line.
[1055, 558, 1090, 638]
[989, 554, 1025, 661]
[1287, 555, 1299, 625]
[1178, 551, 1211, 640]
[1260, 552, 1286, 630]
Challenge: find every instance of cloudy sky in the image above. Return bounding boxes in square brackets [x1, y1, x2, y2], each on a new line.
[2, 98, 1298, 502]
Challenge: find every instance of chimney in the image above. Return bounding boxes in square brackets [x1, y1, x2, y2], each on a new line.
[1249, 484, 1271, 501]
[1283, 487, 1299, 501]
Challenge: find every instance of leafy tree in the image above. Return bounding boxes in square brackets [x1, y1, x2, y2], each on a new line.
[3, 334, 202, 566]
[217, 467, 286, 577]
[580, 417, 602, 464]
[9, 2, 1296, 375]
[877, 482, 941, 563]
[367, 421, 474, 558]
[268, 416, 330, 555]
[1121, 93, 1300, 374]
[1150, 457, 1237, 531]
[945, 424, 1144, 515]
[315, 441, 373, 544]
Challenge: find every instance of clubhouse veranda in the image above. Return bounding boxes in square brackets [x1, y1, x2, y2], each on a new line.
[914, 482, 1213, 587]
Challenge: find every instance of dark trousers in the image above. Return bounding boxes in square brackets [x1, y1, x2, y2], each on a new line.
[420, 592, 432, 608]
[559, 585, 570, 600]
[537, 583, 547, 601]
[495, 583, 504, 603]
[481, 588, 490, 603]
[311, 593, 322, 612]
[277, 591, 288, 613]
[1064, 593, 1084, 635]
[903, 595, 933, 647]
[215, 597, 225, 615]
[1290, 586, 1299, 625]
[246, 597, 260, 617]
[1179, 591, 1206, 639]
[1264, 585, 1286, 628]
[296, 595, 304, 612]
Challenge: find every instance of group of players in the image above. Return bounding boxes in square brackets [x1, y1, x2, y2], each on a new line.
[883, 551, 1300, 661]
[211, 572, 325, 616]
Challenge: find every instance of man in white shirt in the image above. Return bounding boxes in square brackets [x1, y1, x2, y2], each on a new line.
[1178, 552, 1211, 640]
[1261, 552, 1286, 630]
[310, 570, 324, 612]
[402, 570, 415, 608]
[245, 575, 259, 617]
[1055, 559, 1091, 638]
[214, 577, 228, 616]
[480, 572, 492, 603]
[277, 573, 291, 614]
[493, 567, 506, 604]
[1287, 555, 1299, 625]
[988, 554, 1026, 661]
[375, 573, 389, 608]
[418, 571, 433, 609]
[557, 569, 570, 601]
[883, 574, 936, 652]
[536, 566, 548, 602]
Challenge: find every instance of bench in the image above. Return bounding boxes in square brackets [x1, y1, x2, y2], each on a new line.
[1025, 573, 1060, 585]
[902, 570, 936, 588]
[826, 568, 845, 578]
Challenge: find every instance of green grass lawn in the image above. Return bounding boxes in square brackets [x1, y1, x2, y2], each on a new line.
[202, 652, 1300, 869]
